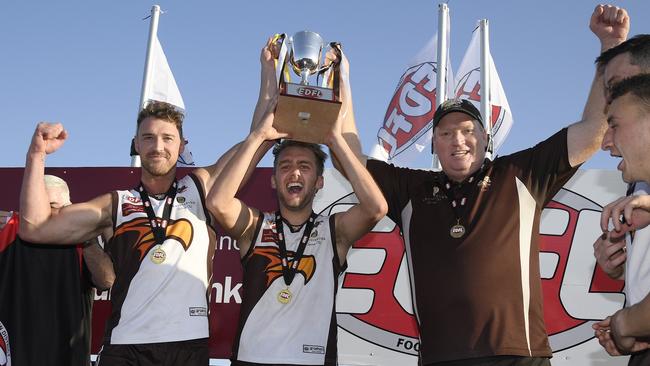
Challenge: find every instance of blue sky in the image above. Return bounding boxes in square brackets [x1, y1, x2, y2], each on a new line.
[2, 1, 648, 169]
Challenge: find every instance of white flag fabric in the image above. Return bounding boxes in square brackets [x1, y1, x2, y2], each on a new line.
[453, 28, 513, 155]
[145, 35, 195, 166]
[147, 35, 185, 110]
[370, 14, 453, 168]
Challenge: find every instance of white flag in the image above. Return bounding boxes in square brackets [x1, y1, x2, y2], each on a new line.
[144, 35, 195, 166]
[146, 35, 185, 110]
[369, 12, 453, 168]
[453, 28, 513, 155]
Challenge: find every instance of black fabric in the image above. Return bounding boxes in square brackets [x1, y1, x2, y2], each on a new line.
[628, 348, 650, 366]
[426, 355, 551, 366]
[97, 338, 209, 366]
[0, 215, 92, 366]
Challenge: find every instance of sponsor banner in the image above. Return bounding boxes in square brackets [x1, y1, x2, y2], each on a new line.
[0, 168, 631, 365]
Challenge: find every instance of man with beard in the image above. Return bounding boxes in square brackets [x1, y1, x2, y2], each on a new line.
[335, 4, 627, 366]
[207, 57, 387, 365]
[18, 98, 273, 365]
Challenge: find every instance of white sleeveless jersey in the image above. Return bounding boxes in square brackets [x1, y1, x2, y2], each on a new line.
[626, 182, 650, 306]
[105, 174, 216, 344]
[232, 212, 344, 365]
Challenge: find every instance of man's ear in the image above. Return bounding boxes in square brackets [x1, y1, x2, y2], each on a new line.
[179, 138, 186, 154]
[133, 137, 140, 155]
[316, 176, 324, 190]
[271, 174, 277, 190]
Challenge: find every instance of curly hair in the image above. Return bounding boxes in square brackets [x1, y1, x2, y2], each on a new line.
[137, 101, 184, 140]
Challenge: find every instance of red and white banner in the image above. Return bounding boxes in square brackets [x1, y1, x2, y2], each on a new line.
[454, 28, 513, 155]
[370, 13, 454, 168]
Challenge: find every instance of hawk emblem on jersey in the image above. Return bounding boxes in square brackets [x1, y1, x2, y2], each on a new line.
[254, 246, 316, 286]
[112, 217, 194, 261]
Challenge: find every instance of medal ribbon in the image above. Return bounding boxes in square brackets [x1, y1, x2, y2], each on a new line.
[439, 161, 493, 237]
[137, 180, 178, 246]
[274, 211, 318, 286]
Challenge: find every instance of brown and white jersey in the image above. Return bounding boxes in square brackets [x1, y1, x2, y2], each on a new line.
[232, 212, 344, 365]
[105, 174, 216, 344]
[367, 129, 577, 364]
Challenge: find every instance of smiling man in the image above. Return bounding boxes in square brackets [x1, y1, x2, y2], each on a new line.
[18, 100, 265, 365]
[337, 5, 628, 366]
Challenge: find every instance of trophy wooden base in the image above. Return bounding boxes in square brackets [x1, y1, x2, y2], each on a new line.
[274, 93, 342, 144]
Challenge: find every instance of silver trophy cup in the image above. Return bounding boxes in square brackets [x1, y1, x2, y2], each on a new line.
[289, 31, 324, 85]
[273, 31, 342, 144]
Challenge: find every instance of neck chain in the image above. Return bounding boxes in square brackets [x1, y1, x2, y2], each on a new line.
[137, 180, 178, 248]
[274, 211, 318, 285]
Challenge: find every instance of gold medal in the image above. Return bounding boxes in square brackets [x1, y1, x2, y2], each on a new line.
[450, 224, 466, 239]
[277, 287, 292, 304]
[150, 245, 166, 264]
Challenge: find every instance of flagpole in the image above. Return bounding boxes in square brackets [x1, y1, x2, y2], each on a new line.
[479, 19, 493, 159]
[131, 5, 162, 167]
[433, 2, 449, 170]
[436, 3, 449, 107]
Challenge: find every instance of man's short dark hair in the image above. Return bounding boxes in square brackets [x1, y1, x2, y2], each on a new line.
[272, 140, 328, 176]
[596, 34, 650, 72]
[610, 74, 650, 114]
[137, 101, 185, 140]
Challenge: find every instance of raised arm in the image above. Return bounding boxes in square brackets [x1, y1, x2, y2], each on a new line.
[194, 37, 279, 194]
[19, 123, 112, 244]
[567, 4, 629, 167]
[327, 64, 388, 264]
[329, 51, 367, 175]
[207, 99, 287, 257]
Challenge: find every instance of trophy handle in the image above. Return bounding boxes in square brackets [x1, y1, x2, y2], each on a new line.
[274, 33, 290, 88]
[317, 42, 342, 101]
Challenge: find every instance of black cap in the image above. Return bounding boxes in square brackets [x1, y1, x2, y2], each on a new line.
[432, 99, 483, 131]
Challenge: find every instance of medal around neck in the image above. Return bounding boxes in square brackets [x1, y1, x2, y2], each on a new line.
[450, 224, 466, 239]
[150, 245, 167, 264]
[278, 287, 293, 304]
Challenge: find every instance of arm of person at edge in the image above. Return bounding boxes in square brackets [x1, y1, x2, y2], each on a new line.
[18, 123, 113, 245]
[600, 194, 650, 233]
[593, 316, 650, 356]
[328, 50, 366, 175]
[567, 5, 629, 167]
[193, 36, 279, 195]
[206, 97, 288, 258]
[325, 73, 388, 264]
[83, 231, 116, 291]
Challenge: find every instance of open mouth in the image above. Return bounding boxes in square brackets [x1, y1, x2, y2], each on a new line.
[287, 182, 304, 194]
[451, 150, 469, 157]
